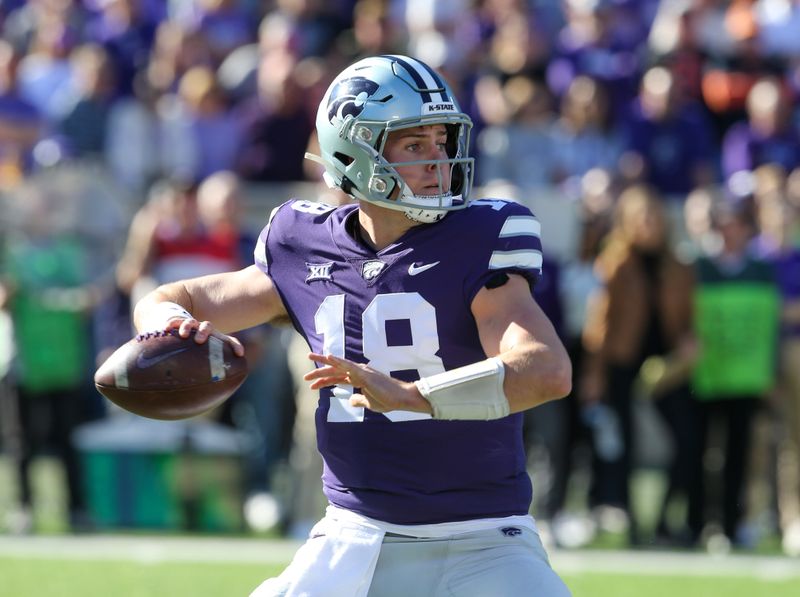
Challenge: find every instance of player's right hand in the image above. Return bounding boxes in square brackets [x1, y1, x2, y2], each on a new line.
[304, 353, 433, 415]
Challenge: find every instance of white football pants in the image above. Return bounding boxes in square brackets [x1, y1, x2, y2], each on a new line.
[252, 525, 571, 596]
[367, 526, 571, 597]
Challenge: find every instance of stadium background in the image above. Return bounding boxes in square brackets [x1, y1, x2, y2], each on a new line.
[1, 0, 800, 594]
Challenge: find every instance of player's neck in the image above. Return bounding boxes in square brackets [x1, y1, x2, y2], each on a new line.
[356, 202, 417, 251]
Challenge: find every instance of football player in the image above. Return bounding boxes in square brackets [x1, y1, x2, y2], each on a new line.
[134, 55, 572, 596]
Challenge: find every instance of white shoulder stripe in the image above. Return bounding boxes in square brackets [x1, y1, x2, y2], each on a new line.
[499, 216, 541, 238]
[254, 237, 267, 268]
[489, 250, 543, 270]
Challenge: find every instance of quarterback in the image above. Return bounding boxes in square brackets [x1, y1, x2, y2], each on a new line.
[134, 55, 572, 596]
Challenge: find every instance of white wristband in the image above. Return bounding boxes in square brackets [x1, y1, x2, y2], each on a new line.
[141, 301, 194, 331]
[415, 357, 509, 420]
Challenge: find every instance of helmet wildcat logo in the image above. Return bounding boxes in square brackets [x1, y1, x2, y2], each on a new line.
[327, 77, 380, 123]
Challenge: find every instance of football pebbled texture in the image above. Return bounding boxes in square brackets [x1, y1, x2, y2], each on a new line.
[94, 329, 248, 420]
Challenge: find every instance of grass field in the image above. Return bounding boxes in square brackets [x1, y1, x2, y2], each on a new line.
[3, 457, 800, 595]
[2, 554, 799, 597]
[0, 558, 282, 597]
[2, 534, 800, 597]
[2, 557, 800, 597]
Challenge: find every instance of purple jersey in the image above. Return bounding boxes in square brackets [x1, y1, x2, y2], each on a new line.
[255, 198, 544, 524]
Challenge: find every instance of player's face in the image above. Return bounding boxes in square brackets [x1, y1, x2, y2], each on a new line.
[384, 124, 451, 196]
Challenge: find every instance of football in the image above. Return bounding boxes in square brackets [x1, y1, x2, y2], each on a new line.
[94, 329, 248, 420]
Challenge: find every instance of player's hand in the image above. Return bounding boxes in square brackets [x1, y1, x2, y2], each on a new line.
[305, 353, 432, 415]
[165, 317, 245, 357]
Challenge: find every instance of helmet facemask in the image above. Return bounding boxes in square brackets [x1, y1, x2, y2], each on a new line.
[356, 117, 474, 223]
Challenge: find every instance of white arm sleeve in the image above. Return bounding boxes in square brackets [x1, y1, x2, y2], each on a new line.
[140, 301, 193, 331]
[415, 357, 509, 420]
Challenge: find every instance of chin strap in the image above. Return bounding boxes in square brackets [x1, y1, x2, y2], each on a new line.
[401, 192, 461, 223]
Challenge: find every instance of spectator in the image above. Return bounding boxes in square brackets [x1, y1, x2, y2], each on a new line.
[681, 184, 725, 260]
[264, 0, 349, 59]
[544, 170, 613, 547]
[546, 0, 644, 121]
[700, 0, 787, 135]
[475, 74, 558, 188]
[15, 12, 77, 123]
[104, 70, 161, 193]
[194, 169, 248, 268]
[756, 0, 800, 60]
[216, 7, 315, 105]
[57, 43, 117, 157]
[647, 1, 707, 105]
[195, 170, 294, 533]
[721, 77, 800, 180]
[621, 65, 718, 200]
[336, 0, 404, 59]
[158, 65, 242, 182]
[193, 0, 257, 66]
[549, 75, 626, 188]
[2, 0, 88, 55]
[751, 176, 800, 556]
[146, 19, 213, 95]
[582, 184, 695, 545]
[115, 177, 236, 303]
[476, 0, 554, 79]
[402, 0, 480, 82]
[0, 186, 98, 533]
[688, 197, 780, 548]
[234, 53, 314, 182]
[82, 0, 160, 97]
[464, 0, 555, 147]
[0, 39, 43, 189]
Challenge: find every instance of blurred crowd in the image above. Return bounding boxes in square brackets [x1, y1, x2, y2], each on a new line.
[0, 0, 799, 557]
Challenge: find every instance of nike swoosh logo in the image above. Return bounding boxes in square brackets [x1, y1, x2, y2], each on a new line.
[408, 261, 440, 276]
[136, 347, 191, 369]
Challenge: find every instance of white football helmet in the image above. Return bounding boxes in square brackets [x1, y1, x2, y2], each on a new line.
[306, 55, 474, 223]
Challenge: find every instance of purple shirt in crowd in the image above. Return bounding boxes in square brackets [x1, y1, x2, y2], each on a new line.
[722, 122, 800, 179]
[255, 198, 544, 524]
[621, 99, 716, 196]
[772, 248, 800, 337]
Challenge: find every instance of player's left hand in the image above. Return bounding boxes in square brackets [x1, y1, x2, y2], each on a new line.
[304, 353, 433, 415]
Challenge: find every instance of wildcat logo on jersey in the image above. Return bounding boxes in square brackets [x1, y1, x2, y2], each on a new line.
[361, 260, 386, 281]
[500, 527, 522, 537]
[306, 262, 333, 283]
[327, 77, 380, 123]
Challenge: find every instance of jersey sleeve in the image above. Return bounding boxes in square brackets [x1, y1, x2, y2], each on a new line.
[464, 199, 544, 304]
[253, 199, 337, 276]
[253, 203, 282, 276]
